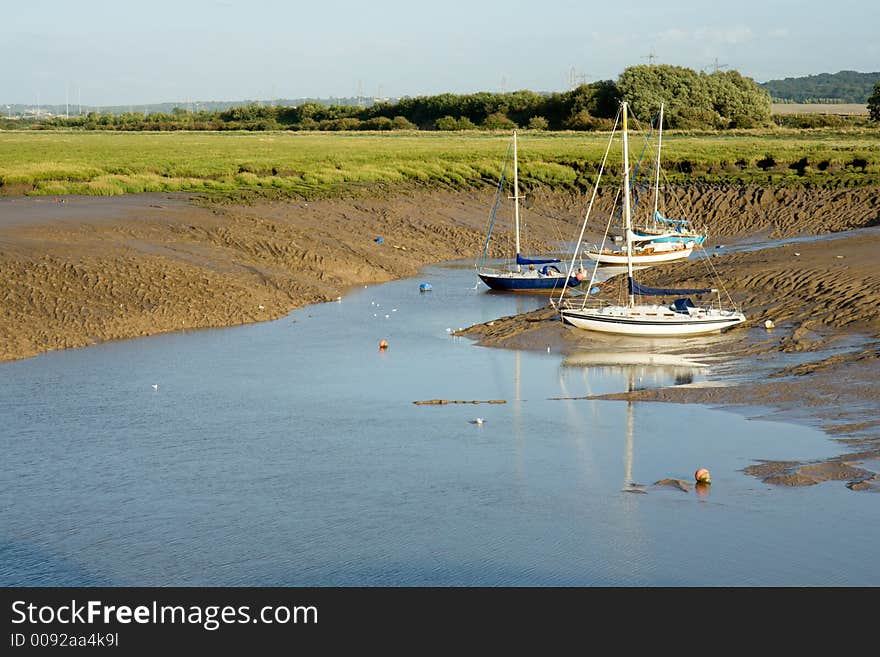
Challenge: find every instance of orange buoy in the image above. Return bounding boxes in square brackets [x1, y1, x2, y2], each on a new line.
[379, 339, 388, 350]
[695, 468, 711, 484]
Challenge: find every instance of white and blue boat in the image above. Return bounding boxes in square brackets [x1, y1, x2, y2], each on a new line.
[476, 131, 583, 292]
[585, 103, 706, 266]
[633, 103, 708, 247]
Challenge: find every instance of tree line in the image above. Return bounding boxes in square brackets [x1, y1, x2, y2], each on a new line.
[761, 70, 880, 104]
[13, 65, 782, 132]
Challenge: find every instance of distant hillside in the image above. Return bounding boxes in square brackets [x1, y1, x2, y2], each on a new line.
[761, 70, 880, 103]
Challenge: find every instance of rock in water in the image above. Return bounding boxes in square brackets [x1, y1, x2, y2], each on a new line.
[654, 478, 692, 492]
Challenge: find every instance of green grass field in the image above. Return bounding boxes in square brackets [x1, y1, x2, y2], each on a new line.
[1, 128, 878, 197]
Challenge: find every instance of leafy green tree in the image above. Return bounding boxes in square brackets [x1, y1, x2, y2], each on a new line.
[565, 82, 619, 119]
[869, 82, 880, 121]
[434, 115, 478, 130]
[704, 70, 771, 127]
[501, 90, 546, 126]
[319, 117, 362, 130]
[617, 64, 716, 127]
[528, 116, 549, 130]
[564, 110, 612, 131]
[360, 116, 394, 130]
[391, 115, 417, 130]
[435, 115, 459, 130]
[617, 64, 770, 129]
[296, 117, 319, 130]
[482, 112, 517, 129]
[219, 104, 277, 122]
[665, 105, 719, 129]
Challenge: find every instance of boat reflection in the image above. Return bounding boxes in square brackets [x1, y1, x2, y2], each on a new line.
[562, 350, 708, 388]
[560, 350, 708, 490]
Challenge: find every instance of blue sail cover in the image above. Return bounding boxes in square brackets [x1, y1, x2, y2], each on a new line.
[673, 298, 695, 312]
[516, 254, 561, 266]
[628, 277, 712, 296]
[654, 210, 690, 226]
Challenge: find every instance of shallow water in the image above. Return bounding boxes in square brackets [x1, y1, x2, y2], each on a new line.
[714, 225, 880, 254]
[1, 262, 877, 586]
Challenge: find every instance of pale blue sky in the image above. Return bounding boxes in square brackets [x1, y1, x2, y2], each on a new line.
[2, 0, 877, 105]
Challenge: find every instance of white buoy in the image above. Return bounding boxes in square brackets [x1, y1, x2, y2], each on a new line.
[385, 314, 390, 318]
[152, 384, 159, 391]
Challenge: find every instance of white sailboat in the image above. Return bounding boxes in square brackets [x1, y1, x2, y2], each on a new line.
[632, 103, 708, 247]
[583, 234, 695, 266]
[583, 103, 706, 264]
[554, 102, 745, 337]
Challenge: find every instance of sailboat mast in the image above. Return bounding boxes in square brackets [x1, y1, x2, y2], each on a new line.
[513, 130, 521, 271]
[622, 102, 634, 307]
[652, 104, 664, 230]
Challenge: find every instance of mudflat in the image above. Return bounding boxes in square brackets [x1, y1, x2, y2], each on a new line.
[1, 185, 879, 489]
[1, 183, 878, 363]
[0, 189, 541, 362]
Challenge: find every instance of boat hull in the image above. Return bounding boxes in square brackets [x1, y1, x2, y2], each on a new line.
[559, 307, 745, 336]
[584, 246, 693, 265]
[478, 271, 581, 291]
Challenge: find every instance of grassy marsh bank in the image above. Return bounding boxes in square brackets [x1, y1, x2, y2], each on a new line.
[1, 128, 879, 198]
